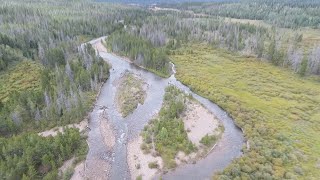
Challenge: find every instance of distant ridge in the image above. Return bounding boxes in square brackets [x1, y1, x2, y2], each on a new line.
[96, 0, 235, 5]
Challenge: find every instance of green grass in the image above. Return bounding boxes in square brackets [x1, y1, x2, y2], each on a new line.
[0, 60, 42, 102]
[170, 44, 320, 179]
[145, 67, 171, 78]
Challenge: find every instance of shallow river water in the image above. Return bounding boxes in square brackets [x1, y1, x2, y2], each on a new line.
[86, 37, 244, 180]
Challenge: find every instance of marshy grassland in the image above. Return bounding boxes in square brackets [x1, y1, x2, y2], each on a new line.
[170, 44, 320, 179]
[116, 72, 147, 117]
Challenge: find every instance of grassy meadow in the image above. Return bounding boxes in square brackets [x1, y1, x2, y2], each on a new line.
[0, 61, 42, 102]
[170, 44, 320, 179]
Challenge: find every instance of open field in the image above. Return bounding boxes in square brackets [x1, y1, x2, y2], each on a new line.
[170, 44, 320, 179]
[226, 18, 271, 28]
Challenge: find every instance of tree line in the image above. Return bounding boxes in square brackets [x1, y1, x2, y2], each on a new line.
[111, 8, 320, 76]
[165, 0, 320, 28]
[106, 30, 170, 77]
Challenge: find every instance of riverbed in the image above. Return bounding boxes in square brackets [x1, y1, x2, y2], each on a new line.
[84, 37, 244, 180]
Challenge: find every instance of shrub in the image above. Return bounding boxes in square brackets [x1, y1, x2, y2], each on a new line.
[142, 86, 196, 168]
[200, 134, 217, 147]
[136, 175, 142, 180]
[148, 161, 159, 169]
[63, 168, 74, 180]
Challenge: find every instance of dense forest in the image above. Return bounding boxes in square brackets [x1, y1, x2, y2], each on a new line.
[163, 0, 320, 28]
[0, 129, 87, 179]
[1, 0, 320, 179]
[106, 30, 170, 76]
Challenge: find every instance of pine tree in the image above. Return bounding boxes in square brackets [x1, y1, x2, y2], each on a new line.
[299, 56, 308, 76]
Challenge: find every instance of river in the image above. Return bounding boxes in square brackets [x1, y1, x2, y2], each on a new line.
[85, 37, 244, 180]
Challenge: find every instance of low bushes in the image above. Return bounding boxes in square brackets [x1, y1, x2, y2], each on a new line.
[141, 86, 196, 169]
[200, 134, 217, 147]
